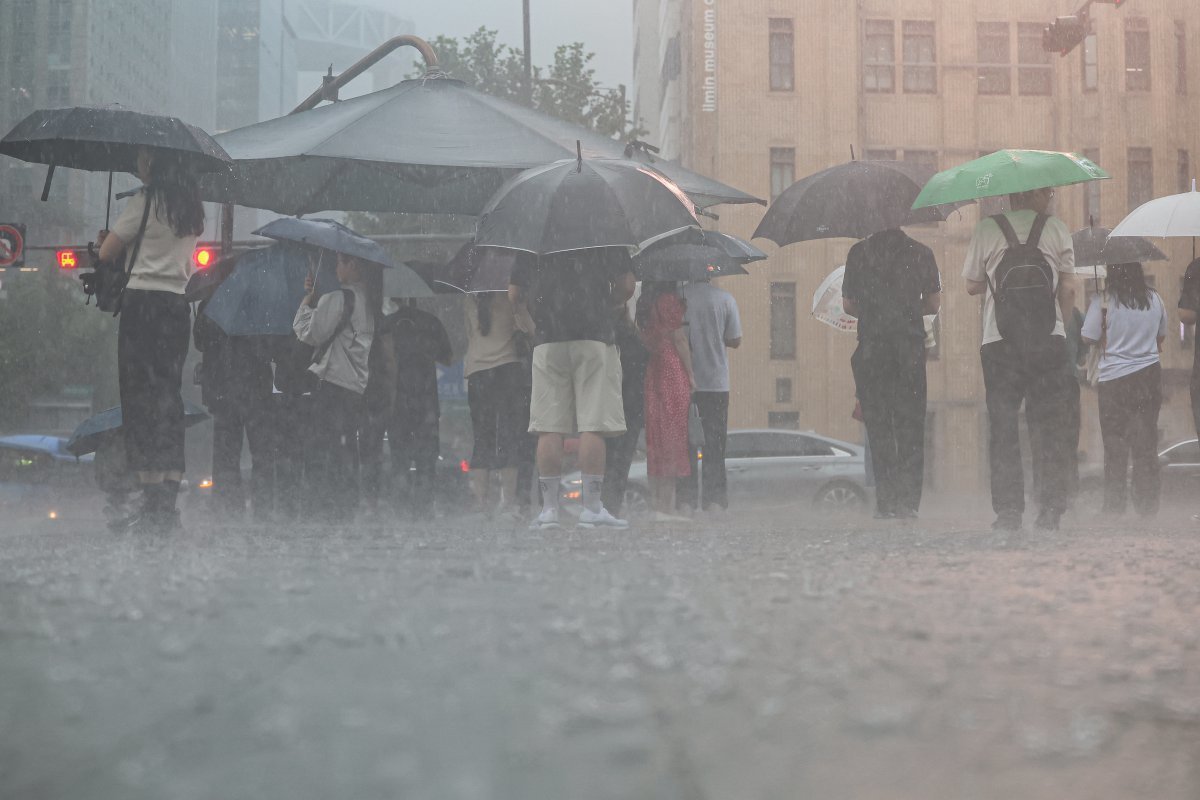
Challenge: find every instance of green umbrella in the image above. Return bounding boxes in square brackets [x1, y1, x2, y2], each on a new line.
[912, 149, 1109, 210]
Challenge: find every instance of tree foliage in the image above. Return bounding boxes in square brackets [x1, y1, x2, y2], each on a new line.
[0, 270, 119, 431]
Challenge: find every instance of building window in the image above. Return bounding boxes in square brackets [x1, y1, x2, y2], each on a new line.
[661, 35, 681, 83]
[1017, 22, 1052, 96]
[1177, 22, 1188, 95]
[863, 20, 895, 93]
[769, 147, 795, 202]
[768, 412, 800, 430]
[1083, 148, 1102, 226]
[977, 22, 1011, 95]
[1128, 147, 1154, 212]
[903, 150, 939, 224]
[1081, 33, 1099, 92]
[769, 282, 797, 360]
[769, 18, 794, 91]
[1126, 18, 1151, 92]
[775, 378, 792, 403]
[1179, 150, 1192, 194]
[903, 21, 937, 94]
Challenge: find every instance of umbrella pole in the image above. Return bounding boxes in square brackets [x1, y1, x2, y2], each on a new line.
[40, 164, 55, 202]
[105, 171, 113, 230]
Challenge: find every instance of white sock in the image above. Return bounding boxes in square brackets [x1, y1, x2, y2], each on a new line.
[538, 476, 561, 515]
[582, 474, 604, 514]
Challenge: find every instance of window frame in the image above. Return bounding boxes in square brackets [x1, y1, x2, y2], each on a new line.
[769, 281, 797, 361]
[1081, 32, 1099, 93]
[769, 18, 795, 92]
[1125, 17, 1152, 92]
[977, 21, 1011, 96]
[863, 19, 896, 94]
[1127, 147, 1154, 214]
[1017, 22, 1053, 96]
[769, 147, 795, 202]
[902, 20, 937, 94]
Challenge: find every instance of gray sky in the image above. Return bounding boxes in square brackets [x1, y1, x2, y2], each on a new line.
[389, 1, 633, 88]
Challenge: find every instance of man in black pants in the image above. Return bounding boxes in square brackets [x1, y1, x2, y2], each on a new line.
[843, 228, 941, 520]
[1176, 257, 1200, 521]
[963, 188, 1076, 531]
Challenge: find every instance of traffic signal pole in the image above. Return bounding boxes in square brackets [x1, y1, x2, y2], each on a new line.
[219, 34, 442, 259]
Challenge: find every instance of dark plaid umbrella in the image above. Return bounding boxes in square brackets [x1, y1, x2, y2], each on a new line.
[475, 156, 700, 255]
[753, 160, 961, 246]
[434, 244, 528, 294]
[66, 401, 210, 458]
[200, 75, 760, 216]
[1072, 226, 1168, 268]
[201, 244, 339, 336]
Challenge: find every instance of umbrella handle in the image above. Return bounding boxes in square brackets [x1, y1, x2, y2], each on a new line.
[105, 171, 113, 229]
[40, 164, 55, 202]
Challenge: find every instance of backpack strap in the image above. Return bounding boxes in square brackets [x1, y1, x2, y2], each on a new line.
[312, 288, 355, 365]
[990, 214, 1021, 249]
[1025, 213, 1050, 249]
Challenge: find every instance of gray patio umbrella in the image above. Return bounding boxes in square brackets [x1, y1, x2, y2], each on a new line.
[201, 76, 761, 215]
[474, 156, 700, 255]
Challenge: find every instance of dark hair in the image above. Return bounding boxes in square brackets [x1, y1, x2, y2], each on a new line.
[635, 280, 682, 330]
[362, 262, 384, 322]
[475, 293, 493, 337]
[145, 154, 205, 238]
[1105, 262, 1153, 311]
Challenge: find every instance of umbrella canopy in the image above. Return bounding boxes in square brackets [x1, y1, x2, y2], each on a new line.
[253, 218, 396, 268]
[201, 244, 339, 336]
[382, 263, 434, 298]
[700, 230, 767, 262]
[912, 149, 1109, 209]
[755, 160, 959, 245]
[1072, 226, 1167, 269]
[67, 401, 210, 458]
[811, 266, 858, 334]
[183, 255, 239, 303]
[200, 76, 761, 215]
[1109, 185, 1200, 238]
[475, 157, 700, 255]
[434, 244, 526, 293]
[638, 242, 748, 283]
[0, 106, 232, 174]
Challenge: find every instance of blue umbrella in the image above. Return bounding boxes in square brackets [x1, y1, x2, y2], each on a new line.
[66, 401, 210, 458]
[253, 217, 396, 268]
[201, 244, 339, 336]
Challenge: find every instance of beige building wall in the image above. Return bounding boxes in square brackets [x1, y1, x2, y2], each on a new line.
[633, 0, 1200, 494]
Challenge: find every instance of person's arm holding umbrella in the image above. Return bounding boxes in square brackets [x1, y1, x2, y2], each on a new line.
[1052, 219, 1078, 324]
[293, 269, 346, 347]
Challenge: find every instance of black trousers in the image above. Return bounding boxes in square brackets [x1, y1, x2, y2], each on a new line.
[677, 391, 730, 510]
[360, 407, 440, 517]
[851, 337, 927, 515]
[310, 381, 364, 523]
[118, 290, 190, 474]
[211, 396, 274, 518]
[272, 393, 312, 521]
[981, 338, 1069, 518]
[1098, 363, 1162, 516]
[603, 413, 644, 514]
[467, 362, 531, 471]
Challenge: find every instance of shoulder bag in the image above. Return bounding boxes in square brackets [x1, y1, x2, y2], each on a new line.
[81, 192, 153, 315]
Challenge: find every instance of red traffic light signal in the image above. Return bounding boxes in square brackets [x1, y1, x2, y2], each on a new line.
[192, 246, 217, 269]
[56, 249, 79, 269]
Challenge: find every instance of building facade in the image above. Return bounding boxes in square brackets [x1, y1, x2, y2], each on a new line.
[633, 0, 1200, 494]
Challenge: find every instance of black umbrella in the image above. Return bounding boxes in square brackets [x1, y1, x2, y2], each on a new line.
[0, 106, 231, 214]
[66, 401, 210, 458]
[753, 160, 960, 246]
[200, 75, 760, 216]
[634, 245, 751, 281]
[475, 155, 700, 255]
[1072, 226, 1168, 268]
[434, 244, 528, 294]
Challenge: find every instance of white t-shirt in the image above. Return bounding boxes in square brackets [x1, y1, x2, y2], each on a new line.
[961, 210, 1075, 345]
[1081, 291, 1168, 382]
[110, 189, 198, 294]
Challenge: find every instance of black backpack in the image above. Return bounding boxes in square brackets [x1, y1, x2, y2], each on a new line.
[985, 213, 1057, 351]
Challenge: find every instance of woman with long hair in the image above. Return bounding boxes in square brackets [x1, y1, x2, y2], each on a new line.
[97, 148, 204, 532]
[637, 281, 695, 522]
[465, 291, 534, 517]
[1081, 261, 1168, 516]
[294, 251, 380, 523]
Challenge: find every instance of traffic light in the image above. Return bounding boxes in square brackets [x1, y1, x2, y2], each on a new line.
[1043, 14, 1091, 56]
[56, 249, 80, 270]
[192, 246, 217, 269]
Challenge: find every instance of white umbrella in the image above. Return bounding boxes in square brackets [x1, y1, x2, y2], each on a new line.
[1110, 181, 1200, 259]
[812, 266, 857, 333]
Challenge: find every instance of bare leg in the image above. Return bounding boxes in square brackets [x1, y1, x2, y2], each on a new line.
[577, 432, 607, 475]
[536, 433, 565, 477]
[469, 469, 491, 509]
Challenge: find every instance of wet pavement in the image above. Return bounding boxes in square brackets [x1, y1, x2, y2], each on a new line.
[2, 507, 1199, 799]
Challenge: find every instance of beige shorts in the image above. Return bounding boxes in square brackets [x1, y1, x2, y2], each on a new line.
[529, 341, 626, 436]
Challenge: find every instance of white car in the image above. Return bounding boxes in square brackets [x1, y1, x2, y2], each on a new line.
[563, 428, 869, 515]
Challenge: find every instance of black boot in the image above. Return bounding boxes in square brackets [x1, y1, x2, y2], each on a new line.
[126, 482, 182, 534]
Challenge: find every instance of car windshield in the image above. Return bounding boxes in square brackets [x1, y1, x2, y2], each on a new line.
[727, 433, 839, 458]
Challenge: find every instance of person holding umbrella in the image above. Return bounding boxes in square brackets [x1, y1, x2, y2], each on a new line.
[842, 228, 941, 520]
[293, 250, 382, 523]
[1081, 262, 1167, 517]
[97, 148, 206, 533]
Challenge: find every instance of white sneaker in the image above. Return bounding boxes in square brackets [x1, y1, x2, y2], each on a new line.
[529, 508, 561, 530]
[577, 507, 629, 529]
